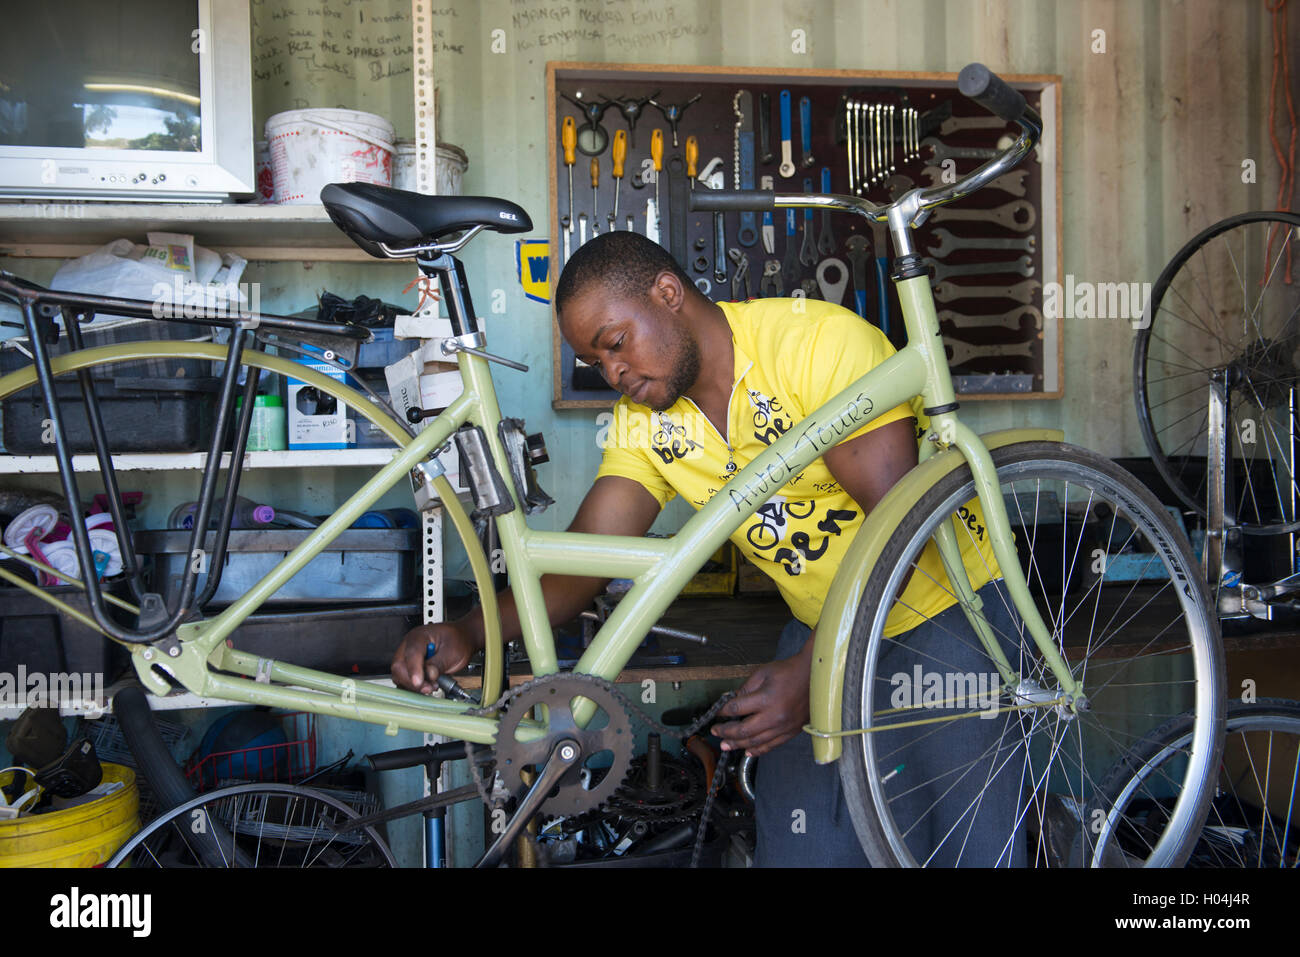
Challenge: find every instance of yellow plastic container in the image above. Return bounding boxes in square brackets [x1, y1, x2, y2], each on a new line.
[0, 763, 140, 867]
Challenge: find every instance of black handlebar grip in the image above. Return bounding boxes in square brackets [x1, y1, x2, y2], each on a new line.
[688, 189, 776, 213]
[957, 63, 1028, 125]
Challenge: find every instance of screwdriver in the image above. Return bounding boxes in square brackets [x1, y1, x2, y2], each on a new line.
[686, 135, 698, 190]
[651, 128, 663, 221]
[562, 116, 576, 237]
[590, 157, 600, 235]
[610, 128, 627, 230]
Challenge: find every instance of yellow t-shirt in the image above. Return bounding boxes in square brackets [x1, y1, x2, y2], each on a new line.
[594, 297, 999, 632]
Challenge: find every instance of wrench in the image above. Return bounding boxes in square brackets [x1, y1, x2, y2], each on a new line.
[939, 114, 1009, 137]
[782, 209, 801, 286]
[922, 137, 999, 163]
[703, 161, 728, 282]
[758, 92, 773, 165]
[729, 248, 753, 300]
[816, 257, 848, 305]
[884, 174, 914, 202]
[944, 338, 1035, 366]
[932, 199, 1037, 233]
[760, 259, 783, 297]
[930, 255, 1034, 284]
[846, 101, 857, 195]
[927, 228, 1037, 258]
[799, 95, 814, 168]
[921, 166, 1027, 198]
[818, 166, 836, 255]
[734, 90, 758, 247]
[760, 174, 776, 253]
[800, 279, 821, 300]
[938, 306, 1044, 332]
[933, 278, 1042, 304]
[845, 234, 870, 318]
[799, 177, 817, 266]
[579, 212, 588, 247]
[778, 90, 795, 178]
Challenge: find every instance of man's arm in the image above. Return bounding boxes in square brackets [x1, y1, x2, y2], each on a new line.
[709, 417, 919, 756]
[392, 476, 662, 694]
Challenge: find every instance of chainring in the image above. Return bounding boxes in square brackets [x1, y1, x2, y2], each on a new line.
[605, 752, 707, 823]
[493, 673, 634, 817]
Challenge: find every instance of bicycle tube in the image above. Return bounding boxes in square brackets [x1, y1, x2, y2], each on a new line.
[808, 429, 1063, 765]
[0, 341, 503, 707]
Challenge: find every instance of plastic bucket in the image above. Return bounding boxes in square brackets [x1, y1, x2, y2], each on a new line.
[265, 108, 395, 205]
[0, 763, 140, 867]
[392, 140, 468, 196]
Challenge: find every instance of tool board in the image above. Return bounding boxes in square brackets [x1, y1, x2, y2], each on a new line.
[546, 62, 1063, 408]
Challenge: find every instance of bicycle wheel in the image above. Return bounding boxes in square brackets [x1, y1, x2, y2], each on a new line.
[1092, 697, 1300, 866]
[1134, 211, 1300, 534]
[107, 782, 396, 867]
[839, 441, 1224, 867]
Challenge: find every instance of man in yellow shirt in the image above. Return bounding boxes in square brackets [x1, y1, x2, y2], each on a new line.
[392, 231, 1023, 866]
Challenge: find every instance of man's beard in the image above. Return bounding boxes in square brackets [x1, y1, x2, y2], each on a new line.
[649, 329, 701, 411]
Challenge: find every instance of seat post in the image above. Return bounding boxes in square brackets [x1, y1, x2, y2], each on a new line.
[417, 252, 479, 338]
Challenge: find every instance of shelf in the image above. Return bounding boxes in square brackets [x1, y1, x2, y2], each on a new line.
[0, 202, 371, 262]
[0, 448, 402, 473]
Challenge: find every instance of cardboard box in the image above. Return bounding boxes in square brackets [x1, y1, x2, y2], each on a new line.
[288, 357, 349, 449]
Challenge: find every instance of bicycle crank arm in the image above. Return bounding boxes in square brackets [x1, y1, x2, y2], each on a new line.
[476, 738, 581, 868]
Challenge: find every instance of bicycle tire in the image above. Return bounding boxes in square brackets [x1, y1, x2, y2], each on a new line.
[106, 781, 397, 867]
[1133, 210, 1300, 534]
[1091, 697, 1300, 867]
[839, 441, 1224, 867]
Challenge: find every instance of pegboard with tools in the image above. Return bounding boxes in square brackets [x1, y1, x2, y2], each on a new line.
[546, 63, 1062, 408]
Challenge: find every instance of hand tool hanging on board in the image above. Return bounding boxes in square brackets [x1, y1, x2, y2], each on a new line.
[932, 278, 1042, 304]
[590, 158, 601, 235]
[869, 220, 891, 336]
[816, 257, 848, 305]
[930, 255, 1034, 284]
[760, 174, 776, 254]
[700, 157, 728, 283]
[799, 95, 814, 168]
[782, 208, 801, 286]
[562, 116, 576, 266]
[760, 258, 783, 297]
[845, 234, 870, 319]
[931, 199, 1037, 232]
[728, 248, 753, 301]
[667, 154, 688, 270]
[579, 212, 589, 248]
[817, 166, 836, 255]
[938, 305, 1044, 332]
[600, 90, 658, 149]
[733, 90, 758, 247]
[778, 90, 795, 178]
[648, 93, 700, 148]
[945, 338, 1035, 366]
[645, 198, 659, 243]
[758, 92, 773, 165]
[609, 130, 627, 232]
[799, 177, 817, 266]
[927, 228, 1036, 258]
[561, 92, 613, 155]
[686, 136, 698, 189]
[922, 166, 1027, 197]
[650, 129, 664, 241]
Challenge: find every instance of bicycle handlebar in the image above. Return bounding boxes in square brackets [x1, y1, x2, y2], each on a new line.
[688, 62, 1042, 232]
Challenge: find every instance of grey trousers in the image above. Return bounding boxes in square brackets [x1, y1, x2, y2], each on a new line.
[754, 580, 1027, 867]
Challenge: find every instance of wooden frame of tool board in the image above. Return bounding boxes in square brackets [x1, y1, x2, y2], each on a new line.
[546, 62, 1064, 408]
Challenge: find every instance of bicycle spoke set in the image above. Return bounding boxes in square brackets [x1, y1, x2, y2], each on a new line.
[548, 64, 1063, 406]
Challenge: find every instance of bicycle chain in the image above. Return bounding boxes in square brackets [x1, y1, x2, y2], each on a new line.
[460, 672, 736, 862]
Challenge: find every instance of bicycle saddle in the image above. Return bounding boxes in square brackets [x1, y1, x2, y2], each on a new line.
[320, 183, 533, 258]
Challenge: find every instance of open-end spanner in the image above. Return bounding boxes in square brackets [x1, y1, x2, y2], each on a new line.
[922, 137, 998, 163]
[938, 306, 1043, 332]
[728, 248, 753, 301]
[944, 338, 1035, 366]
[817, 166, 836, 255]
[799, 176, 817, 266]
[939, 114, 1010, 137]
[932, 199, 1037, 233]
[799, 95, 814, 168]
[758, 92, 773, 165]
[921, 167, 1027, 197]
[930, 255, 1034, 284]
[845, 234, 870, 318]
[927, 228, 1037, 258]
[782, 209, 801, 286]
[932, 278, 1041, 305]
[778, 90, 795, 178]
[760, 174, 776, 253]
[760, 258, 783, 297]
[816, 257, 848, 305]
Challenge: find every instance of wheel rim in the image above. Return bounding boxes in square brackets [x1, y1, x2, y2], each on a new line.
[1135, 212, 1300, 534]
[855, 454, 1220, 867]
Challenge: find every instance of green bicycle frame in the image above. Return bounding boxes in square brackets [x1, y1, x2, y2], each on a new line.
[0, 272, 1074, 756]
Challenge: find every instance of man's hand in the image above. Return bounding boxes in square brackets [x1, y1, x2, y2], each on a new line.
[710, 642, 813, 757]
[391, 622, 477, 695]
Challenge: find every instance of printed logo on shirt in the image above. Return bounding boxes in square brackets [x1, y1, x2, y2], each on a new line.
[748, 388, 792, 446]
[741, 495, 858, 577]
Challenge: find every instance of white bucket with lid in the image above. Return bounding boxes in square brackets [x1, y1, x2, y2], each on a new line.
[265, 108, 395, 205]
[392, 140, 469, 195]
